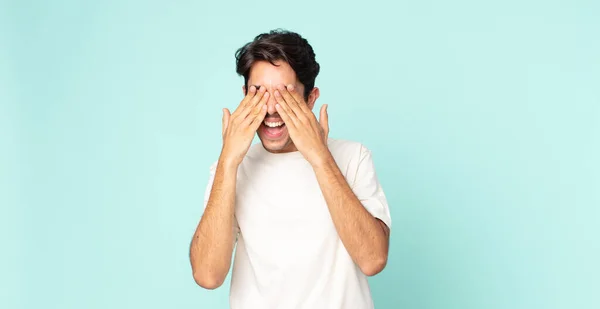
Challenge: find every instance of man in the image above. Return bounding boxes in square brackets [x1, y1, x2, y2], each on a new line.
[189, 29, 392, 309]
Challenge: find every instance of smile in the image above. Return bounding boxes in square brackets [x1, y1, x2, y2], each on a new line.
[264, 121, 285, 127]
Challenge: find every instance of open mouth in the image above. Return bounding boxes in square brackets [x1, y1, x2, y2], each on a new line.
[264, 121, 285, 128]
[262, 120, 286, 138]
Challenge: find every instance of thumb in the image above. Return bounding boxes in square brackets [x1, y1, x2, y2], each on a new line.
[319, 104, 329, 137]
[222, 108, 230, 137]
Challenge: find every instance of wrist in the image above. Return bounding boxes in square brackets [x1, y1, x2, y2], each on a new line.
[309, 148, 335, 170]
[218, 152, 241, 171]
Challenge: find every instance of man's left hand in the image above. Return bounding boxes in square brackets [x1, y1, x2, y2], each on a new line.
[273, 84, 331, 167]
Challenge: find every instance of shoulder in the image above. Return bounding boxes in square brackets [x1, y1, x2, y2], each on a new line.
[327, 138, 376, 177]
[327, 138, 380, 187]
[327, 138, 371, 160]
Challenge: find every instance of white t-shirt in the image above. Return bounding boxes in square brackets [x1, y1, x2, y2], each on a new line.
[203, 138, 392, 309]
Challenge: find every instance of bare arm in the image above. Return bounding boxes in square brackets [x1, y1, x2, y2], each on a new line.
[189, 86, 269, 289]
[189, 159, 238, 289]
[312, 153, 390, 276]
[272, 83, 391, 276]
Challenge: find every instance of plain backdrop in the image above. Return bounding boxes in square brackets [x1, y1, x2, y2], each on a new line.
[1, 0, 599, 308]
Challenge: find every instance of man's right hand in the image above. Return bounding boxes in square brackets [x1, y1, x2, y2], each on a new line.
[220, 85, 269, 167]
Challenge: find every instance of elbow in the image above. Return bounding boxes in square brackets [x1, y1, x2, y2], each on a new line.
[193, 270, 225, 290]
[359, 254, 388, 277]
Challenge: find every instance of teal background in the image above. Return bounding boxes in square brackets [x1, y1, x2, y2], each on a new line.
[2, 0, 599, 308]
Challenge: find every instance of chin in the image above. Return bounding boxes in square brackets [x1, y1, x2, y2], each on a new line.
[261, 139, 290, 152]
[258, 134, 292, 153]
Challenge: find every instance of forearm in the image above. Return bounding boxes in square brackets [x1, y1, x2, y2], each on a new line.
[190, 158, 238, 289]
[312, 153, 389, 276]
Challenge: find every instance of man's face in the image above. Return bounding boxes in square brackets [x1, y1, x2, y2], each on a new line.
[245, 60, 317, 153]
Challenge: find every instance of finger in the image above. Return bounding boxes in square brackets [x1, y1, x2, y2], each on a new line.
[243, 91, 269, 126]
[222, 108, 230, 137]
[233, 85, 257, 115]
[249, 104, 268, 131]
[275, 103, 296, 131]
[279, 85, 315, 129]
[232, 85, 256, 116]
[319, 104, 329, 137]
[274, 89, 299, 126]
[277, 84, 305, 117]
[285, 84, 311, 114]
[238, 86, 267, 120]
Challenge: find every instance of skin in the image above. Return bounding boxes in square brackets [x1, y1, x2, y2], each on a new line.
[248, 60, 313, 154]
[190, 60, 390, 290]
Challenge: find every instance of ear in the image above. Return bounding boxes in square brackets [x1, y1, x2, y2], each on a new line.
[242, 85, 247, 95]
[307, 87, 320, 110]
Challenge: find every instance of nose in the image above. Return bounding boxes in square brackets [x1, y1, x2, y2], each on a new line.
[266, 91, 278, 115]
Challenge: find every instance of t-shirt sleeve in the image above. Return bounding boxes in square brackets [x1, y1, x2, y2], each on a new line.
[350, 145, 392, 229]
[203, 161, 240, 242]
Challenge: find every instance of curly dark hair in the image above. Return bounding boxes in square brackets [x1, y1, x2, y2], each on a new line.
[235, 29, 320, 101]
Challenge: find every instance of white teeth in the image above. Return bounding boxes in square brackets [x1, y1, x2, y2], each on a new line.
[264, 121, 284, 127]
